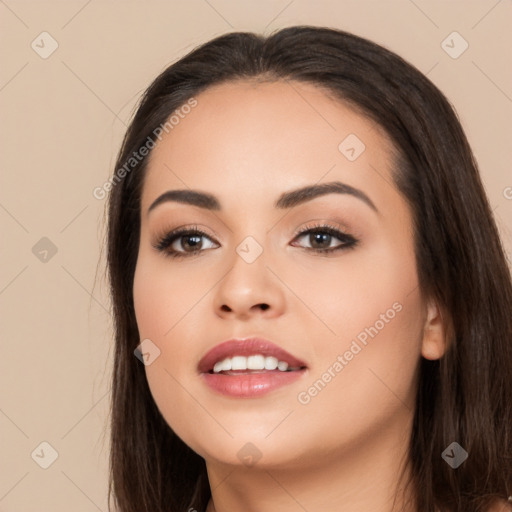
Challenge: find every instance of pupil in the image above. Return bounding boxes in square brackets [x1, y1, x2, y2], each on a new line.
[183, 235, 202, 251]
[311, 232, 331, 248]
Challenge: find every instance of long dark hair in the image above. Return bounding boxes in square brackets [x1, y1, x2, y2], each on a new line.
[106, 26, 512, 512]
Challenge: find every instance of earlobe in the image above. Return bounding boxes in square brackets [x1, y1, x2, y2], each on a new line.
[421, 299, 448, 361]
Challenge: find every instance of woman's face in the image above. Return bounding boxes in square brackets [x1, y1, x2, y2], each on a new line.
[133, 80, 440, 469]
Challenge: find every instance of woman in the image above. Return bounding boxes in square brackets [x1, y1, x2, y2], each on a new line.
[106, 26, 512, 512]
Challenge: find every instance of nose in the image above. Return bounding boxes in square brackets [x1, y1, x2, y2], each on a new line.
[213, 247, 286, 320]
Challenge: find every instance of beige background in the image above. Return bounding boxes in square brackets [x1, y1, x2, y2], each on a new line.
[1, 1, 511, 510]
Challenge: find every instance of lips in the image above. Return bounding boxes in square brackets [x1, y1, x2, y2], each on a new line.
[197, 337, 308, 374]
[198, 337, 308, 398]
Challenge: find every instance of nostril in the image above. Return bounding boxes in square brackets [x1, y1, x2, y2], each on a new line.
[220, 303, 270, 313]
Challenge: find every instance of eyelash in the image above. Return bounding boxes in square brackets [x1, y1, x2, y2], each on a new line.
[153, 222, 359, 259]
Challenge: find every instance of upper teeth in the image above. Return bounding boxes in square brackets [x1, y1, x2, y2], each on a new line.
[213, 355, 293, 373]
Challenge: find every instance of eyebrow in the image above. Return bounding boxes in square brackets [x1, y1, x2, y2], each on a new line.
[147, 180, 378, 214]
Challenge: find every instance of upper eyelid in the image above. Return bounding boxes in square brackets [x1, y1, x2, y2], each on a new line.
[293, 222, 350, 236]
[160, 223, 350, 239]
[153, 224, 218, 242]
[151, 225, 218, 251]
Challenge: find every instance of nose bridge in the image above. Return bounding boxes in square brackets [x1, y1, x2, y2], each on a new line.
[213, 231, 285, 317]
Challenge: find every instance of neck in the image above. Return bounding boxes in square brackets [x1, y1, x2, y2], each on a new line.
[204, 416, 417, 512]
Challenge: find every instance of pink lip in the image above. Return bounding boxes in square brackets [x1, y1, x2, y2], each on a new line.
[198, 337, 308, 398]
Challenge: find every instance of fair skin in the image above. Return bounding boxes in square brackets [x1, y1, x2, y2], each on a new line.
[133, 80, 448, 512]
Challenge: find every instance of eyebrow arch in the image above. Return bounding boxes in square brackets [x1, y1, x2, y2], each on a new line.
[147, 180, 378, 214]
[275, 181, 378, 212]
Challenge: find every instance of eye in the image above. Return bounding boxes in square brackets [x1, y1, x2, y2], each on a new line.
[153, 226, 219, 258]
[153, 222, 358, 259]
[291, 223, 358, 254]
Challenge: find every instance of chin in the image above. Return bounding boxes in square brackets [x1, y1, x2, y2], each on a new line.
[182, 428, 310, 469]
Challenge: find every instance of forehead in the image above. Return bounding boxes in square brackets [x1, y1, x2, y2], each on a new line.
[141, 79, 397, 211]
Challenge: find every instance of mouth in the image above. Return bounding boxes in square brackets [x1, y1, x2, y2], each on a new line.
[198, 337, 308, 374]
[198, 337, 308, 398]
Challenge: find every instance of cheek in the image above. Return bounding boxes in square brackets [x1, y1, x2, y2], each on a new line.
[281, 229, 421, 348]
[132, 254, 205, 385]
[292, 289, 423, 453]
[287, 237, 424, 445]
[132, 256, 220, 452]
[133, 253, 212, 341]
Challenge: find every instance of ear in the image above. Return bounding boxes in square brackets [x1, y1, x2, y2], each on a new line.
[421, 298, 448, 360]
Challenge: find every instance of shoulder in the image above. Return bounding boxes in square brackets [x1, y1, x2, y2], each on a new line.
[486, 498, 512, 512]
